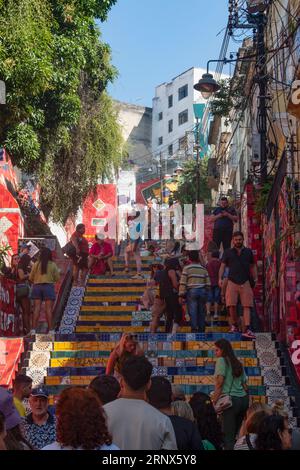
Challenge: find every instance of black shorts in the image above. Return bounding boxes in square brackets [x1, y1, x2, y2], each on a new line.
[165, 295, 182, 324]
[71, 253, 88, 269]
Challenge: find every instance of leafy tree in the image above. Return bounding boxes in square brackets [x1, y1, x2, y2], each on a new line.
[209, 77, 245, 121]
[0, 0, 122, 223]
[174, 158, 212, 210]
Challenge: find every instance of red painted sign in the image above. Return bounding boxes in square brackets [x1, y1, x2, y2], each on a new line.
[82, 184, 117, 251]
[0, 275, 20, 336]
[0, 338, 24, 388]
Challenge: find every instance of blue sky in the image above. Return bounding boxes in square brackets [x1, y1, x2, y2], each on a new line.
[100, 0, 234, 107]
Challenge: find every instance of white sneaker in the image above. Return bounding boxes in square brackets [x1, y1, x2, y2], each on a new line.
[242, 329, 256, 340]
[132, 273, 144, 279]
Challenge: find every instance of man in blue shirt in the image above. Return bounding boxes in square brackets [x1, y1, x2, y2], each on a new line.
[211, 197, 238, 251]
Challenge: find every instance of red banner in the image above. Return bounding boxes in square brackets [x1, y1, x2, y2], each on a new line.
[0, 338, 24, 388]
[0, 275, 21, 336]
[82, 184, 117, 251]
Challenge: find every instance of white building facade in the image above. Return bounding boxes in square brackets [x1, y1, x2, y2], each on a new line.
[152, 67, 208, 174]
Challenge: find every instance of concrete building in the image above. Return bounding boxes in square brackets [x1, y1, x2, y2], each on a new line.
[116, 101, 153, 183]
[152, 67, 208, 175]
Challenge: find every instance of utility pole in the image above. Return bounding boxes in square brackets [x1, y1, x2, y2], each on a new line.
[256, 11, 268, 183]
[195, 118, 201, 203]
[159, 152, 163, 203]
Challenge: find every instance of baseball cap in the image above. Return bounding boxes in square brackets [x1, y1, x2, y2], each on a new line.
[30, 387, 49, 398]
[0, 387, 22, 430]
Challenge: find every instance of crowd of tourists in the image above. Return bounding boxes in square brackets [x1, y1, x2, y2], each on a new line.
[1, 196, 297, 451]
[1, 347, 299, 451]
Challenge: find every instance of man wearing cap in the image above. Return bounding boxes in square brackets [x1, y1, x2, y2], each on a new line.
[88, 233, 114, 276]
[18, 243, 32, 276]
[211, 197, 238, 251]
[23, 387, 56, 449]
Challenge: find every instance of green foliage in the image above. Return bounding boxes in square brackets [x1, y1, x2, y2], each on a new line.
[209, 77, 245, 120]
[254, 177, 274, 214]
[0, 0, 122, 223]
[0, 244, 11, 273]
[174, 158, 212, 208]
[40, 91, 123, 222]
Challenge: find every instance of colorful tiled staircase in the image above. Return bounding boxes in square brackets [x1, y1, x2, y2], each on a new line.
[23, 256, 299, 426]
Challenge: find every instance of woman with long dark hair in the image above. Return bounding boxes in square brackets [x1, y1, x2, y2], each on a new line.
[5, 254, 31, 335]
[189, 392, 223, 450]
[213, 338, 249, 450]
[29, 247, 60, 335]
[255, 414, 292, 450]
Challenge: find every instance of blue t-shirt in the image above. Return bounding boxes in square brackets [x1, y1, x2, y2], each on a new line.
[213, 207, 237, 230]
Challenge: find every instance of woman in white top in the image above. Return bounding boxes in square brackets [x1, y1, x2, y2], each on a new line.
[42, 387, 119, 451]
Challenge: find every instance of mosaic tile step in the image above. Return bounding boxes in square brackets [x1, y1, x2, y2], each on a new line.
[88, 275, 147, 280]
[52, 332, 254, 342]
[102, 267, 150, 273]
[44, 375, 263, 386]
[77, 312, 228, 331]
[50, 349, 258, 359]
[86, 280, 146, 285]
[49, 356, 259, 368]
[42, 383, 267, 397]
[82, 300, 139, 306]
[83, 295, 142, 301]
[85, 284, 145, 296]
[46, 364, 262, 376]
[76, 320, 164, 326]
[74, 326, 230, 333]
[80, 305, 136, 311]
[76, 315, 229, 325]
[48, 356, 257, 366]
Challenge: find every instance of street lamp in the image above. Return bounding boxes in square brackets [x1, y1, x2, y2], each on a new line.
[194, 72, 220, 99]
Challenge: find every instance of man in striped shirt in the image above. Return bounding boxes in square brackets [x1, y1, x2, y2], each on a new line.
[179, 251, 210, 332]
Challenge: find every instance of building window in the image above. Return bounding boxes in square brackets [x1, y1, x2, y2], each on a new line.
[168, 119, 173, 133]
[158, 136, 163, 146]
[178, 109, 188, 126]
[168, 95, 173, 108]
[168, 144, 173, 156]
[178, 84, 188, 100]
[179, 136, 187, 150]
[158, 112, 163, 121]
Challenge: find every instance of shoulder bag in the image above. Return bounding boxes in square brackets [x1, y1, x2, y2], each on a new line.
[214, 367, 234, 414]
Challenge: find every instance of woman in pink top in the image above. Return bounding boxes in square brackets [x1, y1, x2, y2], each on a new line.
[88, 234, 114, 276]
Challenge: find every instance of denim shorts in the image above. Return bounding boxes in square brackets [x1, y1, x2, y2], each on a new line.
[207, 286, 221, 304]
[31, 283, 56, 301]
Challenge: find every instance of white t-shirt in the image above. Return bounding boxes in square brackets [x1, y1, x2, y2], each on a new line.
[103, 398, 177, 450]
[42, 441, 119, 450]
